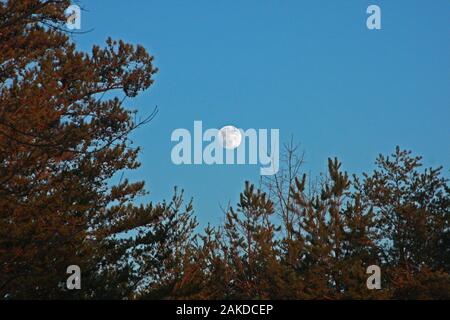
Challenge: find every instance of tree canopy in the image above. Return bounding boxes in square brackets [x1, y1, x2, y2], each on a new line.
[0, 1, 448, 299]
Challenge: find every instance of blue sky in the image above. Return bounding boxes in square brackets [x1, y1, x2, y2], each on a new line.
[73, 0, 449, 226]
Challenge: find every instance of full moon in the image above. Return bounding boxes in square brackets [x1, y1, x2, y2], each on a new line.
[218, 125, 242, 150]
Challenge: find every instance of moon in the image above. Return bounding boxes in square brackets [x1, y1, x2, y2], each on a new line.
[218, 125, 242, 150]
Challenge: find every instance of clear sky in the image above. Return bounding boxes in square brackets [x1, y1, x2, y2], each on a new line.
[73, 0, 449, 226]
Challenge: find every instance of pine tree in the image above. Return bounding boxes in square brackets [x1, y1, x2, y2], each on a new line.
[0, 0, 161, 298]
[358, 147, 450, 299]
[288, 158, 387, 299]
[188, 182, 287, 299]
